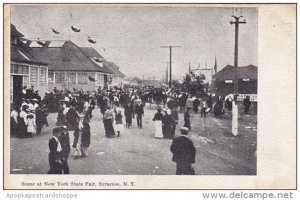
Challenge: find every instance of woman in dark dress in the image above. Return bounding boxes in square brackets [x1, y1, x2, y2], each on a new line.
[81, 120, 91, 157]
[56, 103, 66, 126]
[162, 109, 174, 139]
[18, 105, 29, 138]
[184, 107, 192, 130]
[10, 105, 20, 137]
[124, 103, 133, 128]
[103, 106, 116, 138]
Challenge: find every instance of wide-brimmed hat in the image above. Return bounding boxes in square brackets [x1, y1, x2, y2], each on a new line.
[78, 114, 85, 118]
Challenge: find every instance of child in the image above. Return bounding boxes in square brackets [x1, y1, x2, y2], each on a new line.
[26, 113, 36, 138]
[114, 108, 123, 137]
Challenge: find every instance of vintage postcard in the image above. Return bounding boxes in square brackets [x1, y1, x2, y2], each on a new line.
[3, 3, 296, 189]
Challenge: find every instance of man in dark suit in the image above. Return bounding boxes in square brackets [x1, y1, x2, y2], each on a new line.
[170, 127, 196, 175]
[59, 126, 71, 174]
[48, 127, 63, 174]
[135, 99, 144, 128]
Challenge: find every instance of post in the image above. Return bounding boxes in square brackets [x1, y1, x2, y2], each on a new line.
[230, 15, 246, 94]
[160, 45, 182, 88]
[169, 46, 172, 87]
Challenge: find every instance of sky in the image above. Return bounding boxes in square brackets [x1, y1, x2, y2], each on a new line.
[11, 5, 257, 81]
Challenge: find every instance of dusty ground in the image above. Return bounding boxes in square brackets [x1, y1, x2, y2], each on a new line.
[10, 103, 256, 175]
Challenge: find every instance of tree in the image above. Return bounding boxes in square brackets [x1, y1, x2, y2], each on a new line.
[183, 72, 206, 97]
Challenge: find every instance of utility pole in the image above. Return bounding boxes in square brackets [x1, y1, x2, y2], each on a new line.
[160, 45, 182, 87]
[230, 15, 246, 93]
[163, 61, 169, 85]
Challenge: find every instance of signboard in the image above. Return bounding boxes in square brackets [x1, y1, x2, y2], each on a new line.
[232, 94, 257, 102]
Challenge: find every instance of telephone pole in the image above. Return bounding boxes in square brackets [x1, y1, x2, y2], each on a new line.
[162, 61, 169, 85]
[160, 45, 182, 87]
[230, 15, 246, 93]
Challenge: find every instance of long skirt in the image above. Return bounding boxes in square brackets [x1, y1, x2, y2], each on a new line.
[115, 123, 124, 132]
[154, 121, 163, 138]
[103, 119, 115, 137]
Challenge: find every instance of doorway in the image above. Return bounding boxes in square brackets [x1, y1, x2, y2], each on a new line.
[12, 75, 23, 107]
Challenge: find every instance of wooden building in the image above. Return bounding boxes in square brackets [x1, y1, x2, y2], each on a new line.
[212, 64, 258, 98]
[10, 24, 48, 105]
[28, 40, 114, 91]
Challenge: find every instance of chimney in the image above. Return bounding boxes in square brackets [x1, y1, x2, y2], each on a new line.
[43, 41, 51, 48]
[25, 40, 32, 47]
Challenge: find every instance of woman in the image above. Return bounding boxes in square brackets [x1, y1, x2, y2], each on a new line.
[114, 108, 123, 137]
[152, 107, 163, 139]
[162, 109, 174, 139]
[124, 103, 133, 128]
[81, 119, 91, 157]
[18, 105, 29, 138]
[103, 106, 116, 138]
[72, 114, 84, 159]
[10, 106, 19, 137]
[184, 107, 192, 130]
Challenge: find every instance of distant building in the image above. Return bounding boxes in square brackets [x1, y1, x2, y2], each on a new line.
[10, 24, 48, 105]
[212, 64, 257, 98]
[28, 40, 114, 91]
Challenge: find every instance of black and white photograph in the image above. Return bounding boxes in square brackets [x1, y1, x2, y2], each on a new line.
[3, 3, 296, 190]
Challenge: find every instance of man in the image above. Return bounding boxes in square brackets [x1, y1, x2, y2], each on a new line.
[193, 97, 200, 113]
[135, 99, 144, 128]
[35, 107, 48, 135]
[184, 107, 192, 130]
[170, 108, 179, 138]
[48, 127, 63, 174]
[170, 127, 196, 175]
[59, 126, 71, 174]
[243, 96, 251, 115]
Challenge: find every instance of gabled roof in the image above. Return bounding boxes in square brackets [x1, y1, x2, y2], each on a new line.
[212, 65, 257, 81]
[80, 47, 125, 77]
[79, 47, 112, 74]
[28, 41, 112, 73]
[104, 61, 125, 77]
[11, 24, 24, 39]
[11, 45, 47, 65]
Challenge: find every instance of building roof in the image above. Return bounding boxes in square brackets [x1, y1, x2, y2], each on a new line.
[212, 65, 257, 81]
[11, 45, 48, 65]
[104, 61, 125, 77]
[80, 47, 125, 77]
[28, 41, 113, 73]
[11, 24, 24, 39]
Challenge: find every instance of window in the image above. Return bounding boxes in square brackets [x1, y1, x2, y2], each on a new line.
[48, 71, 54, 83]
[99, 73, 104, 85]
[66, 72, 76, 84]
[55, 71, 65, 83]
[11, 64, 29, 75]
[23, 76, 29, 87]
[40, 67, 47, 85]
[78, 73, 88, 84]
[30, 66, 38, 86]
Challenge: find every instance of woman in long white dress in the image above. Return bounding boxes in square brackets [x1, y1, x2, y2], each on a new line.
[152, 108, 163, 138]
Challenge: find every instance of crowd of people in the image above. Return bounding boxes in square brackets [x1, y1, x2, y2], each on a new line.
[10, 86, 49, 138]
[10, 84, 253, 175]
